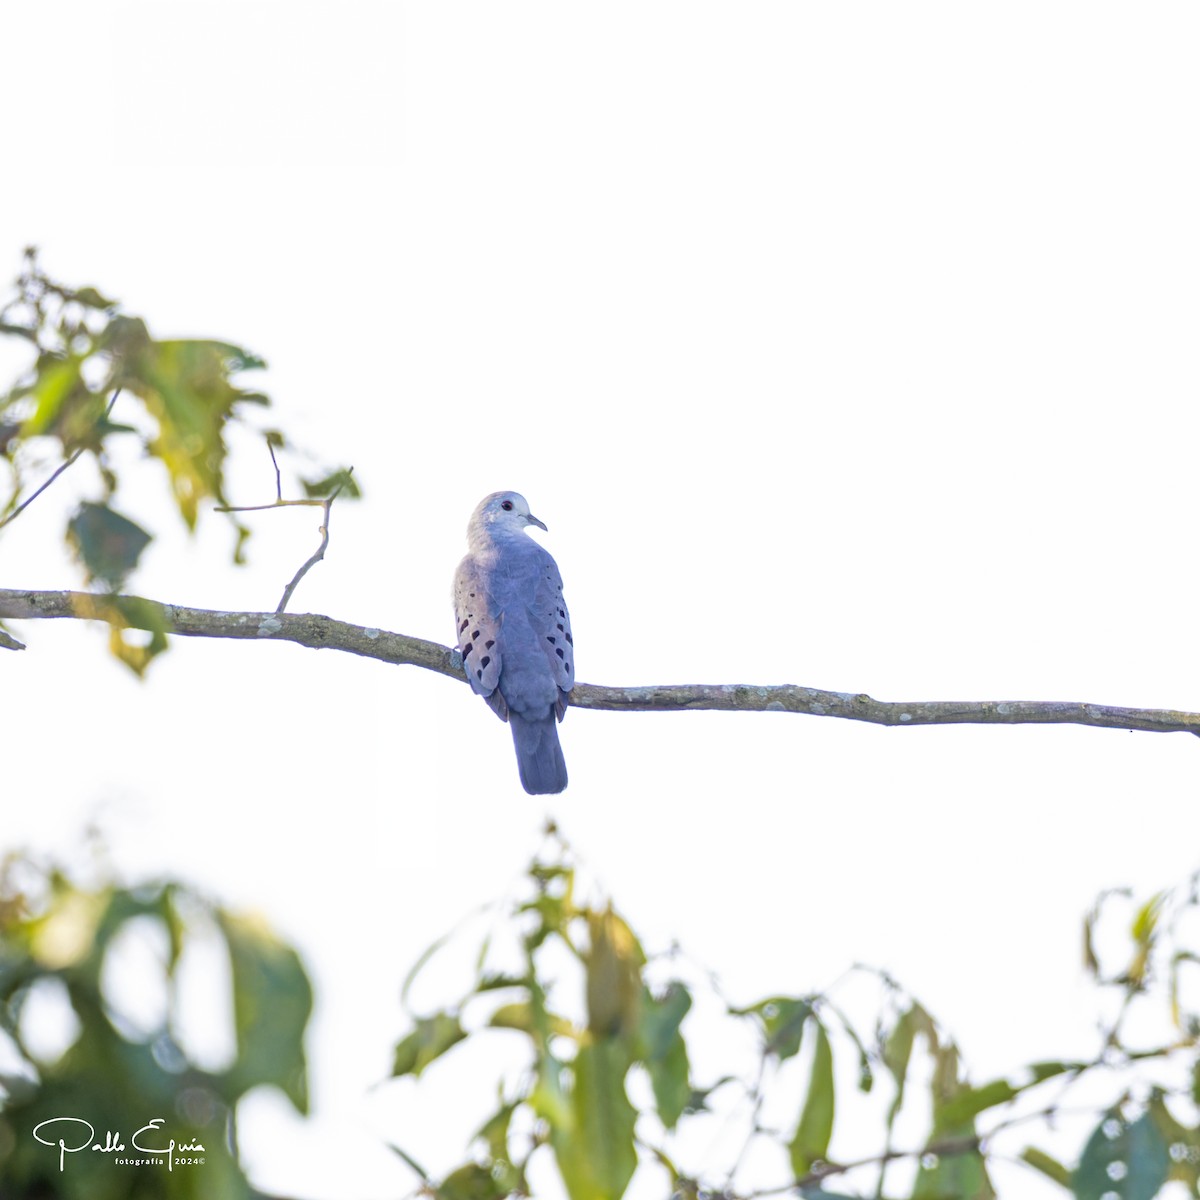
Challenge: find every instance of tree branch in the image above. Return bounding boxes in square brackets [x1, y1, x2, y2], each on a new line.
[2, 587, 1199, 737]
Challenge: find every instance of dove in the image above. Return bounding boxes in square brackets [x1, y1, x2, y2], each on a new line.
[453, 491, 574, 794]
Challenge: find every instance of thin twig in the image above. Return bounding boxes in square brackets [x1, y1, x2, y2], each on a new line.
[774, 1098, 1135, 1196]
[269, 439, 283, 501]
[212, 445, 344, 513]
[0, 628, 25, 651]
[749, 1134, 983, 1197]
[212, 498, 327, 514]
[724, 1053, 769, 1186]
[276, 485, 343, 614]
[213, 453, 353, 612]
[0, 389, 121, 531]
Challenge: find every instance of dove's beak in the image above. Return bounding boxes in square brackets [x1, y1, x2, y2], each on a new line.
[527, 514, 548, 532]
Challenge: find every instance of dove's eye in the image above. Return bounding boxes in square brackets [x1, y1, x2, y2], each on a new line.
[501, 500, 514, 511]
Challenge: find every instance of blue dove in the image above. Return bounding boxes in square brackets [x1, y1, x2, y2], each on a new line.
[453, 491, 574, 794]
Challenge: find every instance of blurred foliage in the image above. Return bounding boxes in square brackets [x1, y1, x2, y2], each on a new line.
[390, 829, 1200, 1200]
[299, 467, 360, 501]
[0, 248, 358, 673]
[0, 851, 312, 1200]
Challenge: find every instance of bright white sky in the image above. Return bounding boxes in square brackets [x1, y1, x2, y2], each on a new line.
[4, 3, 1200, 1198]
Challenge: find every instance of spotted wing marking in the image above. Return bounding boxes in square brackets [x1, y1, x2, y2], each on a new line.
[453, 557, 507, 719]
[532, 555, 574, 721]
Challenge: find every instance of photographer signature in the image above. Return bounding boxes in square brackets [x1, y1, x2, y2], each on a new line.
[33, 1116, 205, 1173]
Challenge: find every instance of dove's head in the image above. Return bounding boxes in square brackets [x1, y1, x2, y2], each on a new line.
[470, 491, 548, 539]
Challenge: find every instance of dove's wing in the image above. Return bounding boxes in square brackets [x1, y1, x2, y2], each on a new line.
[453, 555, 508, 719]
[529, 548, 574, 720]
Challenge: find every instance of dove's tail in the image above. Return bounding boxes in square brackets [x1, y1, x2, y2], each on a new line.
[509, 712, 568, 795]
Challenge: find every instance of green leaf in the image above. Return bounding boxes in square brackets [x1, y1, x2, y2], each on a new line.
[930, 1062, 1085, 1135]
[386, 1140, 432, 1184]
[735, 995, 813, 1062]
[1074, 1110, 1169, 1200]
[393, 1011, 467, 1078]
[474, 1101, 524, 1193]
[1021, 1146, 1072, 1187]
[933, 1078, 1018, 1128]
[12, 351, 114, 456]
[66, 502, 151, 588]
[489, 1001, 536, 1033]
[679, 1075, 738, 1116]
[532, 1045, 572, 1130]
[637, 985, 693, 1125]
[642, 1142, 680, 1187]
[476, 971, 530, 992]
[226, 519, 250, 568]
[789, 1021, 835, 1178]
[1028, 1060, 1084, 1085]
[300, 467, 361, 499]
[519, 859, 577, 951]
[1125, 891, 1168, 986]
[111, 332, 268, 527]
[646, 1029, 690, 1130]
[912, 1041, 996, 1200]
[437, 1162, 505, 1200]
[1168, 950, 1200, 1031]
[584, 907, 644, 1042]
[550, 1038, 638, 1200]
[928, 1042, 964, 1125]
[1146, 1093, 1200, 1191]
[71, 285, 117, 309]
[60, 593, 172, 676]
[821, 1000, 874, 1092]
[22, 356, 87, 437]
[487, 994, 576, 1042]
[883, 1002, 936, 1124]
[0, 420, 22, 457]
[1083, 908, 1101, 976]
[104, 595, 171, 675]
[912, 1142, 994, 1200]
[400, 925, 460, 1012]
[476, 1101, 518, 1165]
[638, 982, 691, 1061]
[216, 910, 312, 1112]
[1131, 892, 1167, 944]
[155, 884, 185, 974]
